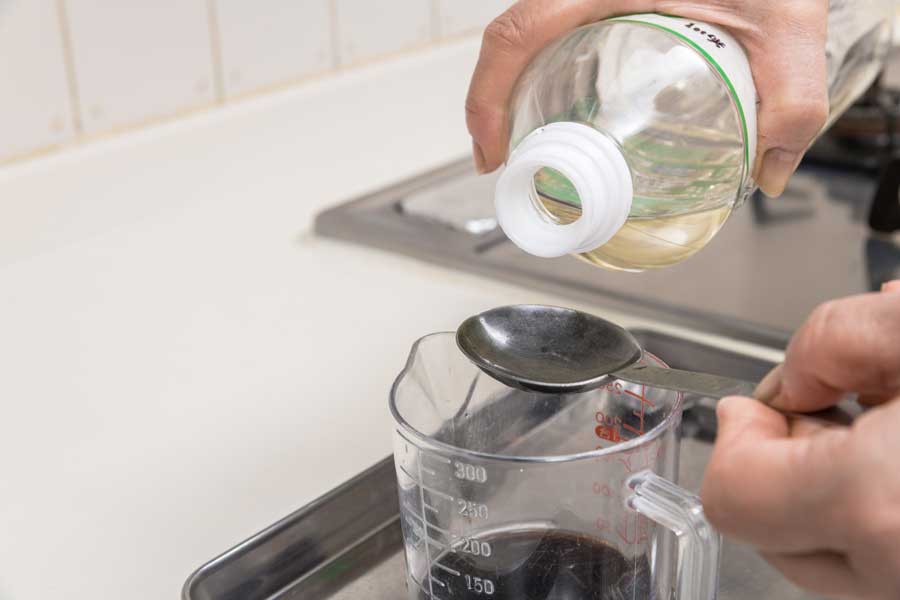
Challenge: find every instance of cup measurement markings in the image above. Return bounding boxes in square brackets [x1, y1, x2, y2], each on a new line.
[591, 381, 655, 544]
[398, 451, 497, 598]
[464, 575, 496, 595]
[458, 499, 490, 520]
[416, 456, 437, 600]
[460, 538, 493, 557]
[454, 461, 488, 483]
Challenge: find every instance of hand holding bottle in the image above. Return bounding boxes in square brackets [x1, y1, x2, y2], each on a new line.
[467, 0, 830, 196]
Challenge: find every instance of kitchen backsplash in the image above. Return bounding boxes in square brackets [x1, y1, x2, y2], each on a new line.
[0, 0, 513, 166]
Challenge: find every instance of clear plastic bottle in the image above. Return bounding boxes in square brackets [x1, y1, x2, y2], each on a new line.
[495, 7, 894, 272]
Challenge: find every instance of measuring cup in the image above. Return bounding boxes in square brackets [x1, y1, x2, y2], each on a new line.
[390, 333, 720, 600]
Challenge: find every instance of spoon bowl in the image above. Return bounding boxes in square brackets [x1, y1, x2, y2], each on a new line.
[456, 304, 643, 393]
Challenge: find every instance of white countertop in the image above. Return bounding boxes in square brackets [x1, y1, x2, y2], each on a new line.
[0, 39, 781, 600]
[0, 222, 619, 599]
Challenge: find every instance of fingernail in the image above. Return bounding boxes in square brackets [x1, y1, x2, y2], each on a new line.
[754, 363, 783, 404]
[472, 140, 487, 174]
[757, 149, 801, 198]
[882, 280, 900, 293]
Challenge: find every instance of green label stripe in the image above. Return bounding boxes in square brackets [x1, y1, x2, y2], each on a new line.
[613, 18, 751, 173]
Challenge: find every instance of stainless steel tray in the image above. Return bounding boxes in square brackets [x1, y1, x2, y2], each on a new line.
[184, 330, 820, 599]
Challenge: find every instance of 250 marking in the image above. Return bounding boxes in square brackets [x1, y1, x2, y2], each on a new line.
[458, 499, 489, 520]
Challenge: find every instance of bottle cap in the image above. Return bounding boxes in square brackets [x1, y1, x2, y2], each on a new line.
[495, 122, 632, 257]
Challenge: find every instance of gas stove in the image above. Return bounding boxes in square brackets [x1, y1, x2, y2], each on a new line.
[316, 52, 900, 349]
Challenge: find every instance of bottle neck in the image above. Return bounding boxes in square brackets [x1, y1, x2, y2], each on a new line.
[494, 122, 633, 258]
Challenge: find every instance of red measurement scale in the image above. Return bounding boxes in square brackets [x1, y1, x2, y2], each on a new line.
[592, 378, 658, 546]
[594, 380, 654, 443]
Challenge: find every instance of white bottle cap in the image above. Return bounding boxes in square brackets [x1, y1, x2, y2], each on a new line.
[495, 122, 633, 258]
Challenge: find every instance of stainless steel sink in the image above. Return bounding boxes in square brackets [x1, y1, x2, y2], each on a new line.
[183, 330, 820, 600]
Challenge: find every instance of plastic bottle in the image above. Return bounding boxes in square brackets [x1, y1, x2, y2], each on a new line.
[494, 7, 895, 272]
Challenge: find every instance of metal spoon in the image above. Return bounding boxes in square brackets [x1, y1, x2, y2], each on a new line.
[456, 304, 858, 426]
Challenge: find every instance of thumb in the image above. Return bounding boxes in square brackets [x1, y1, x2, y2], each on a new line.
[701, 396, 850, 552]
[759, 292, 900, 413]
[713, 394, 789, 446]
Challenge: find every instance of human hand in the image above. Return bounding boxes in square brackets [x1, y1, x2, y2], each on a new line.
[466, 0, 829, 196]
[701, 282, 900, 599]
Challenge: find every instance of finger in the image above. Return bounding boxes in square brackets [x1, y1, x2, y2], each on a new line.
[883, 279, 900, 293]
[738, 1, 829, 197]
[761, 292, 900, 413]
[761, 551, 869, 599]
[466, 0, 656, 173]
[701, 396, 851, 552]
[754, 363, 895, 410]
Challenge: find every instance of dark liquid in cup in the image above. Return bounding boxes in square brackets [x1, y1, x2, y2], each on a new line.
[416, 529, 652, 599]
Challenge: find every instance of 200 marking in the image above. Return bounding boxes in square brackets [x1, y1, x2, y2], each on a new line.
[460, 538, 493, 557]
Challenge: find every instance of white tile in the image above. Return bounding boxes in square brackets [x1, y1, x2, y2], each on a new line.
[436, 0, 512, 37]
[0, 0, 75, 162]
[335, 0, 432, 65]
[65, 0, 216, 134]
[215, 0, 332, 98]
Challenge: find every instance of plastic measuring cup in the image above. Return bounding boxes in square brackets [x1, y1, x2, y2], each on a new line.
[390, 333, 720, 600]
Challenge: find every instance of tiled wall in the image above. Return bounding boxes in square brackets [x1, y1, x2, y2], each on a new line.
[0, 0, 512, 165]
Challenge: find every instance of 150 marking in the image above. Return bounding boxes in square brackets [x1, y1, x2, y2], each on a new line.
[464, 575, 495, 595]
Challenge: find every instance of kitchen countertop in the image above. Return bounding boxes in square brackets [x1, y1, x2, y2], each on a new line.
[0, 39, 781, 600]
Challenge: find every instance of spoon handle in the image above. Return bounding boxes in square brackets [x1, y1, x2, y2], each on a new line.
[613, 364, 860, 427]
[614, 364, 757, 399]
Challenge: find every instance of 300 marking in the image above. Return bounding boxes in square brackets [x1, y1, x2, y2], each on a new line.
[454, 461, 488, 483]
[458, 499, 489, 520]
[460, 538, 493, 557]
[464, 575, 495, 595]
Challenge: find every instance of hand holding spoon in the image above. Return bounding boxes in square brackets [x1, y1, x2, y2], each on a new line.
[456, 305, 859, 426]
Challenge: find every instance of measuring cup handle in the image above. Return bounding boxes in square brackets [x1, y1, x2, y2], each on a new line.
[627, 470, 721, 600]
